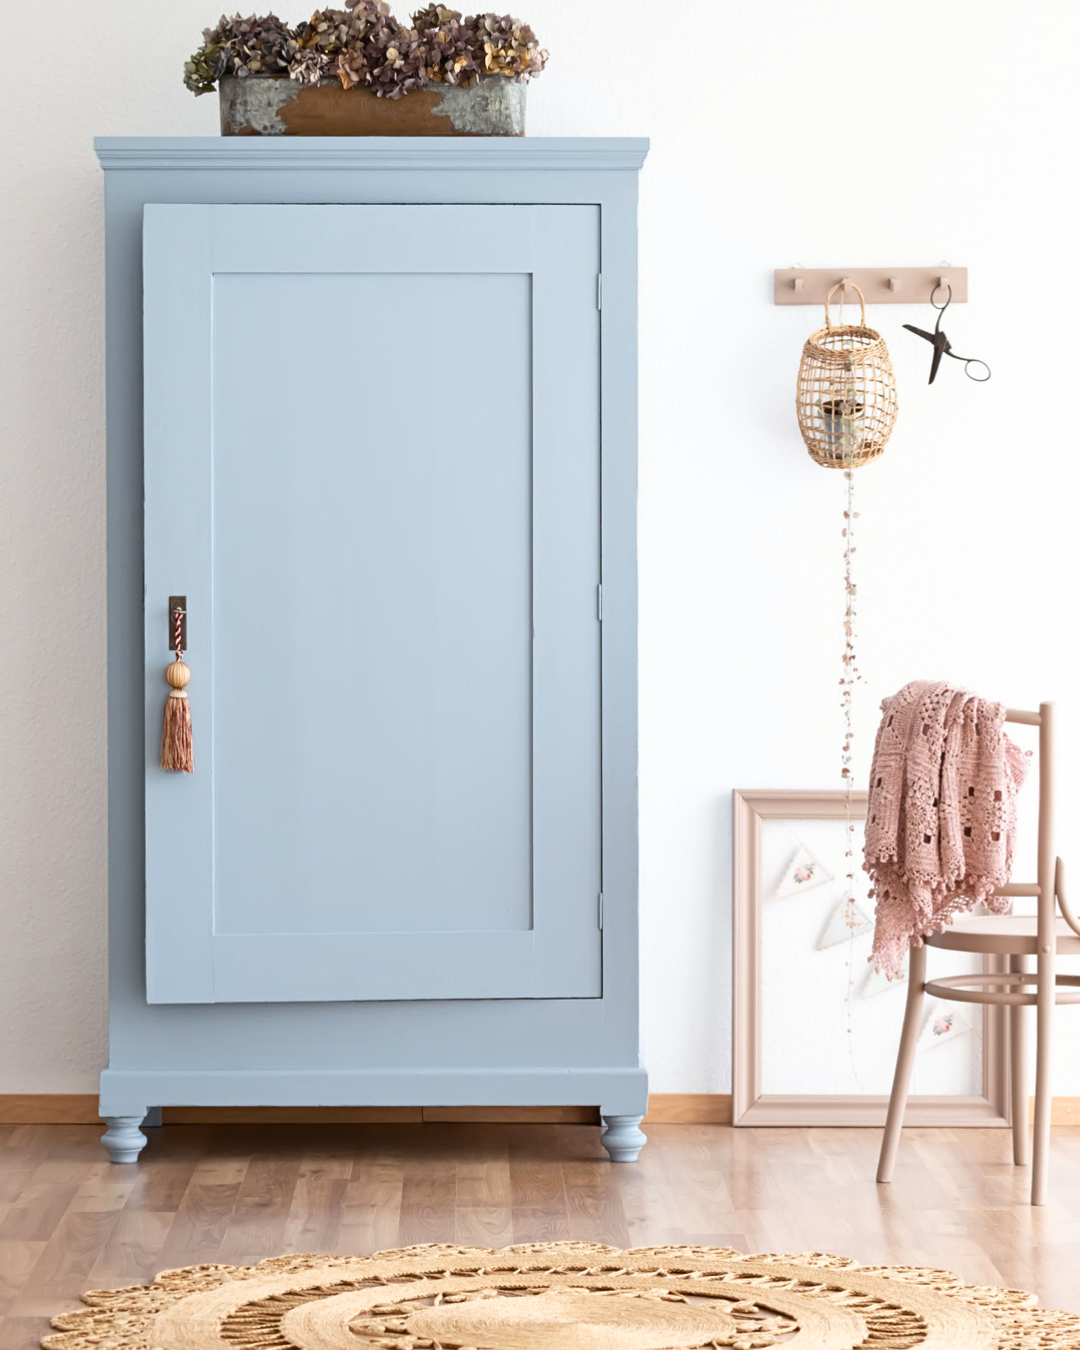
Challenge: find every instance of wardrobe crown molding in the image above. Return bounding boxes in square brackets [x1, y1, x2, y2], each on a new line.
[94, 136, 651, 172]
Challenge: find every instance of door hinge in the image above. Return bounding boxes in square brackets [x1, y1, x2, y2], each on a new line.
[597, 274, 603, 311]
[598, 892, 604, 929]
[597, 583, 603, 621]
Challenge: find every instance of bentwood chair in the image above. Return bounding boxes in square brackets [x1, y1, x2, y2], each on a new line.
[876, 703, 1080, 1206]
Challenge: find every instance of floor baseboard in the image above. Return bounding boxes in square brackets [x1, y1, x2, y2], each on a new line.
[0, 1094, 102, 1124]
[0, 1097, 602, 1125]
[1029, 1097, 1080, 1124]
[4, 1092, 1076, 1127]
[644, 1094, 732, 1124]
[1, 1094, 728, 1126]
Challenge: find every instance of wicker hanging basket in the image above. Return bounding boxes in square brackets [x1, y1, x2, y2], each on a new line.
[796, 283, 898, 468]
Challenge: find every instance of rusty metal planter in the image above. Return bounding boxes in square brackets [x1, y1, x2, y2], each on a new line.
[219, 74, 527, 136]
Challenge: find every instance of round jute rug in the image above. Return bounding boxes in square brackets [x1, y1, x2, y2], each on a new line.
[42, 1242, 1080, 1350]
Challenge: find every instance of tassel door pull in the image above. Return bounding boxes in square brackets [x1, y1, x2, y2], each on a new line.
[161, 600, 194, 773]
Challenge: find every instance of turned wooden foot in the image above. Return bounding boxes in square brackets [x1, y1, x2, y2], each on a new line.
[101, 1116, 148, 1164]
[601, 1113, 646, 1162]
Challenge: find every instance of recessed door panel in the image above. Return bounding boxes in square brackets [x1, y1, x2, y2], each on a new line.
[212, 270, 533, 938]
[143, 204, 601, 1003]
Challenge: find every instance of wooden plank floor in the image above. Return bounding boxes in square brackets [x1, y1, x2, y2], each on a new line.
[1, 1121, 1079, 1347]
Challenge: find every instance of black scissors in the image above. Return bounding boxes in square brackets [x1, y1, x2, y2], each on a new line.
[903, 283, 991, 384]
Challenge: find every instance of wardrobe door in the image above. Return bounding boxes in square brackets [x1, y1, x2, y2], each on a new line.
[143, 203, 601, 1004]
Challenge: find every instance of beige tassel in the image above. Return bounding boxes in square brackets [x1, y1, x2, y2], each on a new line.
[161, 659, 194, 773]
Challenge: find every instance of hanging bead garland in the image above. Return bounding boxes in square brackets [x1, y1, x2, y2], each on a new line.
[840, 462, 863, 1062]
[793, 287, 885, 1074]
[840, 460, 861, 923]
[796, 284, 896, 1075]
[795, 284, 893, 1075]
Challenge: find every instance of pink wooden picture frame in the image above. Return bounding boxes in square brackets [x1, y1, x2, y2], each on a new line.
[732, 789, 1010, 1127]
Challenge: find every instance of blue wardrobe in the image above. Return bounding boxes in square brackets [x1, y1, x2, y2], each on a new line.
[94, 137, 649, 1164]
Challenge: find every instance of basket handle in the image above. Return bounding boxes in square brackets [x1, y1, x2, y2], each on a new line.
[825, 282, 866, 329]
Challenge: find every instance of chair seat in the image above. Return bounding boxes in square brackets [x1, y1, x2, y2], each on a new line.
[925, 915, 1080, 955]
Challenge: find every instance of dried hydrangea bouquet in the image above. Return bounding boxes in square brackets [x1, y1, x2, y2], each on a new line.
[185, 4, 547, 136]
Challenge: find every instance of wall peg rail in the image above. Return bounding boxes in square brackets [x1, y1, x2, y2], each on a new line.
[775, 267, 968, 306]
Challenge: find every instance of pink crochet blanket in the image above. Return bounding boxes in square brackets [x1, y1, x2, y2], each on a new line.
[865, 681, 1031, 977]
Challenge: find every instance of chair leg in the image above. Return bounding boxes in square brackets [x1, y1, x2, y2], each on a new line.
[1032, 955, 1054, 1206]
[877, 943, 927, 1184]
[1031, 699, 1056, 1206]
[1008, 955, 1029, 1166]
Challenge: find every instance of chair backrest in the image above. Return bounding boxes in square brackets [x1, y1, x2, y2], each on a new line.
[1003, 704, 1057, 939]
[1024, 702, 1080, 938]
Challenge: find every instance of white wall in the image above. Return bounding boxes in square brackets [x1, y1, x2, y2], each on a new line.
[2, 0, 1077, 1096]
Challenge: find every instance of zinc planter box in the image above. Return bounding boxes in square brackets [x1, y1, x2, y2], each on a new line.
[219, 74, 526, 136]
